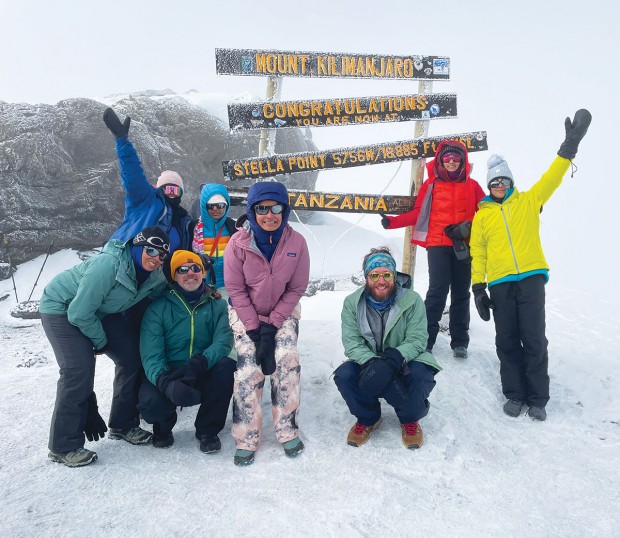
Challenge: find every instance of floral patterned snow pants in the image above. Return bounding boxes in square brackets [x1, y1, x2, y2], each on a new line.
[228, 305, 301, 451]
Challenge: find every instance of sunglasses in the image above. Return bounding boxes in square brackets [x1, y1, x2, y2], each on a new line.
[489, 178, 513, 189]
[441, 153, 462, 164]
[367, 271, 394, 282]
[143, 246, 168, 261]
[206, 202, 227, 211]
[163, 185, 182, 197]
[176, 264, 202, 275]
[254, 204, 284, 215]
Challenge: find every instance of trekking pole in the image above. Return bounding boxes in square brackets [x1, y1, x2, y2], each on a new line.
[7, 251, 18, 303]
[28, 241, 54, 301]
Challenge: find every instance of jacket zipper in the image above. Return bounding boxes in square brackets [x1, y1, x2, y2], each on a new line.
[500, 205, 520, 273]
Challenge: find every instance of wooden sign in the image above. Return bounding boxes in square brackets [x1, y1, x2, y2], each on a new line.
[223, 131, 487, 181]
[228, 93, 457, 130]
[216, 48, 450, 80]
[228, 188, 415, 214]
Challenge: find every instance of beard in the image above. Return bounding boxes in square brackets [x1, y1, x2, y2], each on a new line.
[365, 280, 397, 302]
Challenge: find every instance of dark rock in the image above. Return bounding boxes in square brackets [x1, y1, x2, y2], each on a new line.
[10, 300, 41, 319]
[0, 91, 318, 265]
[0, 262, 13, 280]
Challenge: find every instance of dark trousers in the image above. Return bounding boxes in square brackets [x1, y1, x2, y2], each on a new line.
[489, 275, 549, 407]
[42, 312, 143, 453]
[425, 246, 471, 350]
[334, 360, 436, 425]
[137, 357, 236, 438]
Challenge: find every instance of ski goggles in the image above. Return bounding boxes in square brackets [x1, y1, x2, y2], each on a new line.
[206, 202, 227, 211]
[441, 152, 462, 164]
[176, 264, 203, 275]
[489, 178, 513, 189]
[367, 271, 394, 282]
[162, 184, 182, 197]
[254, 204, 284, 215]
[143, 246, 168, 261]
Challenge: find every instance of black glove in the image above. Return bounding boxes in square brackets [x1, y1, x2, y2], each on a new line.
[84, 392, 107, 442]
[378, 210, 391, 229]
[453, 239, 471, 262]
[472, 283, 493, 321]
[444, 221, 472, 240]
[197, 253, 216, 287]
[257, 323, 278, 375]
[382, 347, 406, 373]
[103, 107, 131, 139]
[246, 327, 261, 344]
[156, 372, 201, 407]
[557, 109, 592, 159]
[177, 354, 209, 378]
[359, 358, 396, 398]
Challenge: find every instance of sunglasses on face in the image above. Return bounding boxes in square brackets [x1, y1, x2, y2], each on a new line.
[367, 271, 394, 282]
[163, 185, 181, 197]
[489, 178, 513, 189]
[176, 264, 202, 275]
[254, 204, 284, 215]
[206, 202, 227, 211]
[143, 246, 167, 261]
[441, 153, 462, 164]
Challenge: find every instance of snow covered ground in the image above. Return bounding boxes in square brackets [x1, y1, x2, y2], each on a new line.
[0, 216, 618, 537]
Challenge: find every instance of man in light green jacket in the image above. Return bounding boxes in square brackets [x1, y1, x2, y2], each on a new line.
[40, 226, 170, 467]
[335, 247, 441, 450]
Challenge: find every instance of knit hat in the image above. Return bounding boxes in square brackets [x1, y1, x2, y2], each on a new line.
[207, 194, 227, 206]
[132, 226, 170, 255]
[156, 170, 184, 190]
[363, 252, 397, 277]
[170, 250, 205, 277]
[486, 154, 514, 187]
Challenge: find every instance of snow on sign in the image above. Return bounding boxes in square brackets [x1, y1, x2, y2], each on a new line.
[215, 48, 450, 80]
[223, 131, 487, 181]
[228, 93, 457, 130]
[227, 187, 415, 214]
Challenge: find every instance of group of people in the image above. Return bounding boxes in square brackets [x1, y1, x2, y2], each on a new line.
[39, 107, 591, 468]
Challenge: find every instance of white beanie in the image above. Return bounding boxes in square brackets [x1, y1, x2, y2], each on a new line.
[156, 170, 184, 190]
[207, 194, 227, 205]
[486, 154, 514, 187]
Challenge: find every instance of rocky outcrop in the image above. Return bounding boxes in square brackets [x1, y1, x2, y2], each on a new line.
[0, 90, 318, 266]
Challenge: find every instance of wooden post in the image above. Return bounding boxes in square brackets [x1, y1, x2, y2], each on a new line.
[257, 76, 282, 158]
[401, 80, 433, 277]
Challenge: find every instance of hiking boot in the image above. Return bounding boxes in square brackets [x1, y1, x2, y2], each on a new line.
[282, 437, 304, 458]
[152, 431, 174, 449]
[401, 421, 423, 449]
[49, 448, 97, 468]
[108, 426, 152, 445]
[234, 449, 255, 466]
[503, 399, 524, 417]
[199, 435, 221, 454]
[453, 347, 468, 359]
[528, 406, 547, 421]
[346, 419, 381, 447]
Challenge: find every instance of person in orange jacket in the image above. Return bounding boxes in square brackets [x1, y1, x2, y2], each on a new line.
[381, 140, 485, 358]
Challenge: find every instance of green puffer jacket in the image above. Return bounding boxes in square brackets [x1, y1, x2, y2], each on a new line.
[341, 285, 441, 372]
[140, 287, 233, 385]
[39, 240, 167, 350]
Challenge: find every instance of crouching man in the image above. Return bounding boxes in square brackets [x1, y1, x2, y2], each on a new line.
[138, 250, 235, 452]
[334, 247, 441, 449]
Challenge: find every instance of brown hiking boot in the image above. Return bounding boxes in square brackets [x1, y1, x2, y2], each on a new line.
[401, 421, 423, 449]
[346, 419, 381, 447]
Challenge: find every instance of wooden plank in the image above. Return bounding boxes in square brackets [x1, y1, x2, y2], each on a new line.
[228, 93, 457, 130]
[216, 48, 450, 80]
[228, 188, 415, 214]
[223, 131, 487, 181]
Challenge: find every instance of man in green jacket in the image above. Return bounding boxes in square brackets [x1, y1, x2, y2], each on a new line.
[40, 226, 170, 467]
[334, 247, 441, 449]
[138, 250, 235, 452]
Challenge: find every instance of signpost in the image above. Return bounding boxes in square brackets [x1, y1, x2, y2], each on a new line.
[228, 93, 456, 130]
[223, 131, 487, 181]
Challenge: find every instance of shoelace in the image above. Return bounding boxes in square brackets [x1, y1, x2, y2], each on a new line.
[402, 422, 418, 436]
[353, 423, 368, 435]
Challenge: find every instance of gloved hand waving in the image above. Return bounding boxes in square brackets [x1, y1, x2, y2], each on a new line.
[557, 109, 592, 159]
[103, 107, 131, 139]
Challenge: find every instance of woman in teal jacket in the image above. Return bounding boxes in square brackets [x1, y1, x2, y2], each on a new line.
[39, 226, 170, 467]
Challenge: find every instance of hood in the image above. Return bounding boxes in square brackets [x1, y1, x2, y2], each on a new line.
[245, 181, 291, 230]
[199, 183, 231, 229]
[426, 139, 472, 183]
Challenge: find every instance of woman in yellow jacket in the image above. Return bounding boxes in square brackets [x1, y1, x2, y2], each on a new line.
[470, 109, 591, 421]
